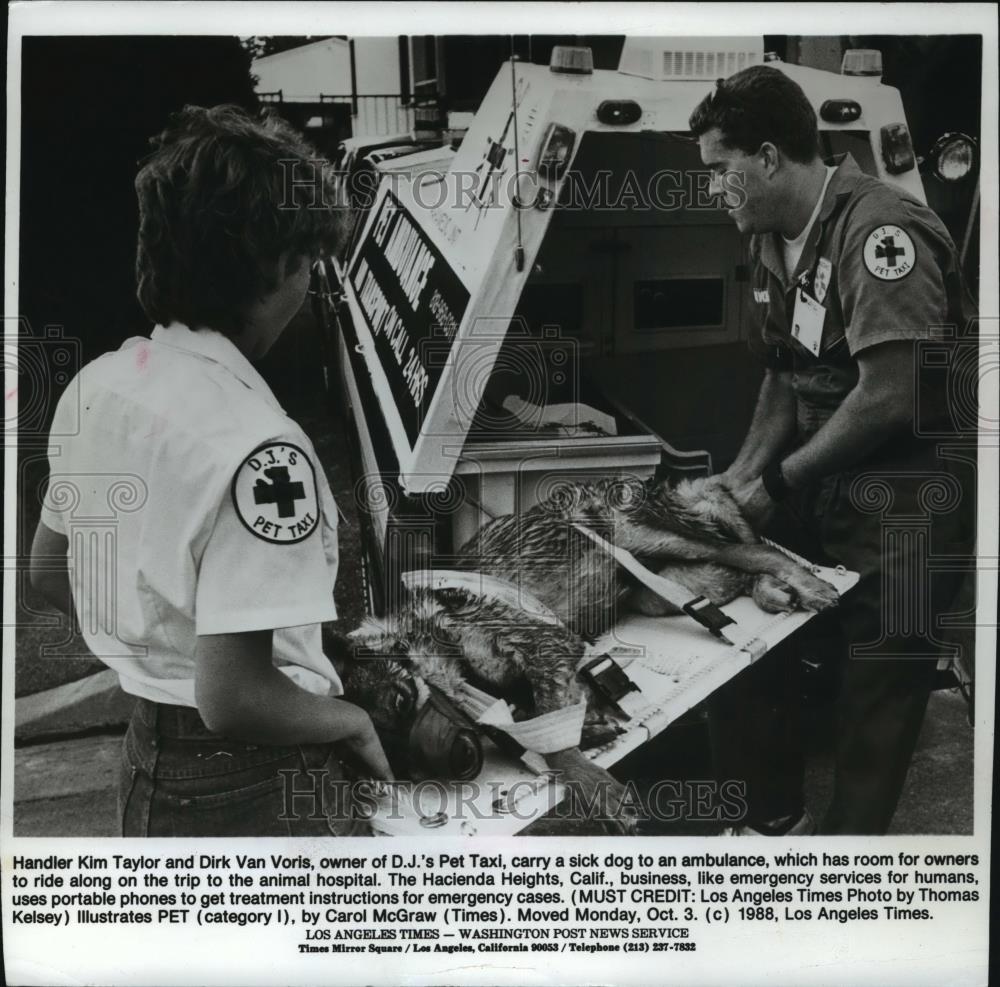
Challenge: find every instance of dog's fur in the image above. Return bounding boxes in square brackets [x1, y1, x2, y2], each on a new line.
[340, 474, 839, 829]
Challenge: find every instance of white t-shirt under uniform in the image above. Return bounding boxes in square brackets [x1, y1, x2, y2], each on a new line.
[781, 166, 837, 279]
[40, 322, 343, 706]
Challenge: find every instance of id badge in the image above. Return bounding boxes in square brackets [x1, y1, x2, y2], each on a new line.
[791, 288, 826, 356]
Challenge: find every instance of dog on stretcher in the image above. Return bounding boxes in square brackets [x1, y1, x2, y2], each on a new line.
[338, 474, 839, 829]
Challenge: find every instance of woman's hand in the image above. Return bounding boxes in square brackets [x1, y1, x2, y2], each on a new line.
[330, 699, 395, 782]
[195, 630, 394, 781]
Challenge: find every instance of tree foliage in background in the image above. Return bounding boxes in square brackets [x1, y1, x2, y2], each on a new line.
[20, 36, 259, 370]
[241, 36, 339, 60]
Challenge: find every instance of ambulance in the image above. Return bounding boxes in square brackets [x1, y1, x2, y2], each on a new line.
[313, 38, 959, 832]
[319, 37, 940, 604]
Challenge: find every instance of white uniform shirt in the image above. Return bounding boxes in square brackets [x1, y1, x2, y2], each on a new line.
[40, 323, 343, 706]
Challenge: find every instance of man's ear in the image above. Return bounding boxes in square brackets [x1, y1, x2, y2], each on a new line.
[759, 142, 781, 177]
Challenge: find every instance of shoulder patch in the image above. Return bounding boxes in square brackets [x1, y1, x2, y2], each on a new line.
[862, 224, 916, 281]
[231, 442, 319, 544]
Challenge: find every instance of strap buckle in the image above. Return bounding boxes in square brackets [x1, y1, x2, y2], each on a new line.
[579, 654, 640, 705]
[681, 596, 737, 639]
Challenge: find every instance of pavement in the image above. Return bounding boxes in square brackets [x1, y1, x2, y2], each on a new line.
[12, 687, 974, 838]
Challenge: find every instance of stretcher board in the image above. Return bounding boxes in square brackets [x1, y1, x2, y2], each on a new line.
[368, 562, 859, 836]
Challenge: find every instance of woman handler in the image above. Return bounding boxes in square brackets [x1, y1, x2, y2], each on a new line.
[29, 105, 392, 836]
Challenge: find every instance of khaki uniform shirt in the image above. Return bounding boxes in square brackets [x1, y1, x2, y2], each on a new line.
[749, 154, 973, 445]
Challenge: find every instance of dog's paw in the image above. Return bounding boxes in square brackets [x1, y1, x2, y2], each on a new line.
[793, 573, 841, 612]
[581, 709, 627, 750]
[752, 574, 797, 613]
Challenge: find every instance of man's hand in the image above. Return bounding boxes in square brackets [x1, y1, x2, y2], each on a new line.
[727, 475, 777, 530]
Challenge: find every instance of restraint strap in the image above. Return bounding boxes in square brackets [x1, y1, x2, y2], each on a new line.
[571, 522, 767, 660]
[571, 523, 732, 637]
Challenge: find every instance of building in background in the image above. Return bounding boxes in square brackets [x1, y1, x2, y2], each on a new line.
[252, 36, 352, 97]
[252, 36, 421, 148]
[251, 35, 629, 143]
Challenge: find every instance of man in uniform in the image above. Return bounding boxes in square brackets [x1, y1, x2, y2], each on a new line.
[30, 105, 392, 836]
[688, 66, 975, 835]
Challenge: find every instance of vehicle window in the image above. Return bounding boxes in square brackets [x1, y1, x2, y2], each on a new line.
[634, 277, 725, 331]
[555, 131, 728, 220]
[516, 282, 586, 341]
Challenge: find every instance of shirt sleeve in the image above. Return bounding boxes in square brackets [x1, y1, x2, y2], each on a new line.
[837, 194, 951, 356]
[39, 483, 67, 535]
[195, 436, 338, 635]
[38, 385, 78, 535]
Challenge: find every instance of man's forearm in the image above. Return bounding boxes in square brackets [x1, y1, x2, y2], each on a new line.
[781, 384, 911, 490]
[726, 370, 797, 482]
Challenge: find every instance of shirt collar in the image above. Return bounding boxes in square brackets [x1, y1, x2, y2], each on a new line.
[759, 153, 865, 288]
[150, 322, 284, 413]
[817, 152, 865, 221]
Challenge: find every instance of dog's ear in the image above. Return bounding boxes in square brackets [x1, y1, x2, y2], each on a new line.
[348, 616, 392, 640]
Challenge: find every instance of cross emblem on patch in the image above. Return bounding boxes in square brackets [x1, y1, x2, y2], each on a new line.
[254, 466, 306, 519]
[232, 442, 320, 544]
[863, 224, 916, 282]
[875, 236, 906, 267]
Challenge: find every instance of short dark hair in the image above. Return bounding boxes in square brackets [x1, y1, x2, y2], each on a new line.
[688, 65, 819, 164]
[135, 104, 342, 336]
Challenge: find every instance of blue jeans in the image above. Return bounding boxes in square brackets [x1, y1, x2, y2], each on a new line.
[119, 699, 370, 837]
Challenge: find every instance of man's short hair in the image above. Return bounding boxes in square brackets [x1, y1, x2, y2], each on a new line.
[135, 104, 341, 337]
[688, 65, 819, 164]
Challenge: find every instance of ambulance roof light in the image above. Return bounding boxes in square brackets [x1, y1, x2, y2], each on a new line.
[820, 99, 862, 124]
[550, 46, 593, 75]
[880, 123, 915, 175]
[841, 49, 883, 80]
